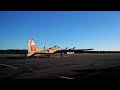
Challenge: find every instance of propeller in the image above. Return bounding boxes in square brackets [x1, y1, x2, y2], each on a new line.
[73, 47, 75, 50]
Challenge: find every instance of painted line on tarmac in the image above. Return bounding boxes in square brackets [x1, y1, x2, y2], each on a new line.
[70, 65, 85, 68]
[0, 64, 18, 69]
[60, 76, 75, 79]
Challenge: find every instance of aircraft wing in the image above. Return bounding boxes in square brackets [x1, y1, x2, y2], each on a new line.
[53, 49, 94, 53]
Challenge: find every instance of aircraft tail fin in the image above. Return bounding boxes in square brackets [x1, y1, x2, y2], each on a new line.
[28, 38, 37, 54]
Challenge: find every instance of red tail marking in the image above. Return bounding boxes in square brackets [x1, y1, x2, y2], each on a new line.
[31, 46, 36, 51]
[30, 38, 33, 45]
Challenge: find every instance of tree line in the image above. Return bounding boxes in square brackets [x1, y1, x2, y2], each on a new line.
[0, 49, 120, 54]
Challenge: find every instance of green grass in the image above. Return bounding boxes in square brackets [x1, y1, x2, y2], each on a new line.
[0, 54, 25, 58]
[1, 53, 119, 58]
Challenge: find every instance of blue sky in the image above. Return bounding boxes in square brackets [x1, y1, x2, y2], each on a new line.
[0, 11, 120, 51]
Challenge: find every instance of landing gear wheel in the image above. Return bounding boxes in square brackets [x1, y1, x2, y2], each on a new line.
[47, 55, 50, 58]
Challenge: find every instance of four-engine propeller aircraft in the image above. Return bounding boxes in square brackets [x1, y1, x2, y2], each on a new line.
[27, 38, 93, 58]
